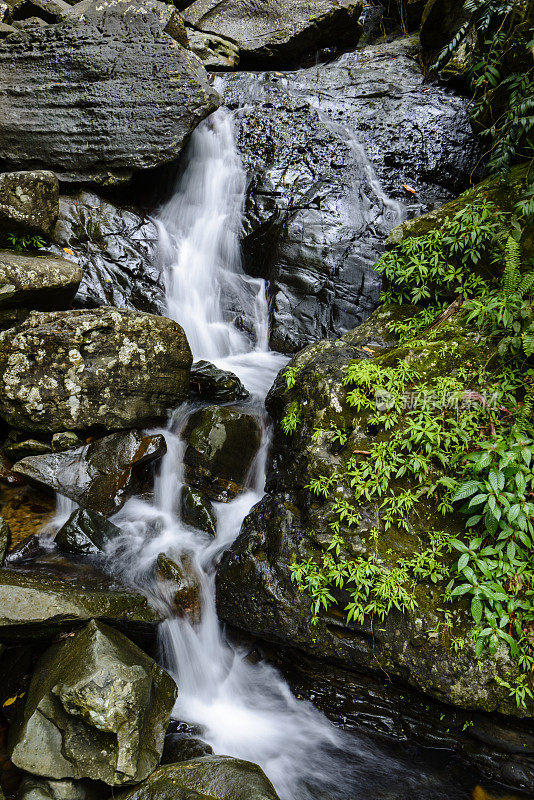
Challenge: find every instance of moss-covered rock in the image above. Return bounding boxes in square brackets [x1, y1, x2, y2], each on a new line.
[0, 170, 59, 238]
[0, 250, 82, 312]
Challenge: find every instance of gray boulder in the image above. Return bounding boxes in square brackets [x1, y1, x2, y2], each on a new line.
[13, 430, 166, 515]
[117, 756, 279, 800]
[0, 250, 81, 311]
[9, 620, 177, 785]
[183, 0, 363, 67]
[0, 0, 219, 183]
[186, 28, 239, 70]
[0, 170, 59, 238]
[0, 308, 192, 433]
[55, 508, 123, 556]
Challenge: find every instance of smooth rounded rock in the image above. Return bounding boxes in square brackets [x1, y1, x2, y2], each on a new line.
[0, 250, 82, 311]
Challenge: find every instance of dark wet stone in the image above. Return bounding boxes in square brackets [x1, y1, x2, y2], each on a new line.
[4, 532, 41, 562]
[55, 508, 123, 556]
[12, 431, 167, 516]
[160, 734, 213, 765]
[117, 756, 279, 800]
[9, 620, 177, 785]
[0, 170, 59, 238]
[156, 553, 201, 618]
[0, 250, 82, 311]
[181, 486, 217, 536]
[190, 360, 249, 404]
[0, 0, 219, 183]
[3, 436, 51, 461]
[51, 432, 84, 452]
[183, 406, 261, 502]
[0, 308, 192, 433]
[18, 776, 106, 800]
[0, 517, 11, 564]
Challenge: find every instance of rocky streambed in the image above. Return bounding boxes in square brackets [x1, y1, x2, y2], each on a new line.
[0, 0, 532, 799]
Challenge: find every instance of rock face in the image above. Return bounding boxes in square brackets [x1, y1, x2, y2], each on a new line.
[187, 28, 240, 70]
[13, 431, 166, 515]
[0, 566, 162, 639]
[0, 170, 59, 238]
[0, 308, 192, 433]
[0, 251, 82, 311]
[183, 406, 262, 502]
[222, 36, 482, 352]
[0, 0, 219, 183]
[9, 620, 176, 784]
[118, 756, 280, 800]
[52, 192, 165, 314]
[216, 307, 534, 720]
[55, 508, 123, 556]
[183, 0, 363, 67]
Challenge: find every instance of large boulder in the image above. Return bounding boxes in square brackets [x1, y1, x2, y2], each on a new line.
[117, 756, 279, 800]
[0, 170, 59, 238]
[183, 406, 262, 502]
[9, 620, 177, 784]
[51, 191, 165, 314]
[222, 36, 482, 352]
[183, 0, 363, 68]
[0, 250, 82, 311]
[0, 566, 162, 640]
[12, 431, 166, 515]
[0, 0, 219, 183]
[0, 308, 192, 433]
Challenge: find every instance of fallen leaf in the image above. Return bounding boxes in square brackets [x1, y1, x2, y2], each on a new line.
[402, 184, 417, 195]
[2, 696, 17, 707]
[63, 247, 75, 255]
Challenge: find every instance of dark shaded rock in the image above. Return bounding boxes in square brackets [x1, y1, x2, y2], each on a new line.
[0, 517, 11, 563]
[11, 0, 70, 22]
[3, 435, 51, 461]
[11, 14, 45, 26]
[55, 508, 122, 556]
[0, 566, 162, 640]
[186, 28, 239, 69]
[190, 360, 249, 403]
[420, 0, 466, 52]
[183, 0, 363, 68]
[0, 308, 192, 433]
[156, 553, 201, 618]
[0, 251, 81, 311]
[222, 36, 482, 352]
[0, 641, 33, 719]
[0, 0, 219, 183]
[160, 734, 213, 765]
[0, 451, 25, 484]
[12, 431, 167, 515]
[181, 486, 216, 536]
[5, 532, 42, 562]
[117, 756, 279, 800]
[19, 776, 106, 800]
[9, 620, 177, 784]
[51, 432, 84, 451]
[0, 170, 59, 238]
[183, 406, 261, 502]
[52, 192, 165, 314]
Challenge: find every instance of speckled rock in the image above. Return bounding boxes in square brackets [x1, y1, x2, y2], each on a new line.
[183, 0, 363, 67]
[0, 308, 192, 433]
[12, 430, 166, 515]
[0, 171, 59, 238]
[0, 0, 219, 183]
[9, 620, 177, 784]
[186, 28, 239, 69]
[0, 250, 82, 311]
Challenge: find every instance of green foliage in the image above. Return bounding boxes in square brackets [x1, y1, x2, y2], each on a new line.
[281, 400, 302, 435]
[283, 364, 302, 391]
[6, 233, 46, 253]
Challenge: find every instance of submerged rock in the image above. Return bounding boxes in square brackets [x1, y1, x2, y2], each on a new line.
[180, 486, 217, 536]
[117, 756, 279, 800]
[156, 553, 201, 618]
[9, 620, 176, 784]
[183, 406, 262, 502]
[55, 508, 123, 556]
[13, 431, 166, 515]
[0, 250, 82, 311]
[52, 191, 165, 314]
[222, 36, 482, 352]
[190, 360, 249, 403]
[0, 308, 192, 433]
[183, 0, 363, 67]
[0, 566, 162, 639]
[0, 0, 219, 183]
[0, 170, 59, 238]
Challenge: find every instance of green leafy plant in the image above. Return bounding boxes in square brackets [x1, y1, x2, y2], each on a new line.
[7, 233, 46, 253]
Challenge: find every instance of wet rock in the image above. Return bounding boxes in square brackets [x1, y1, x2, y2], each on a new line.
[0, 0, 219, 183]
[0, 517, 11, 563]
[186, 28, 239, 69]
[0, 170, 59, 238]
[52, 192, 165, 314]
[181, 486, 216, 536]
[156, 553, 201, 618]
[222, 37, 482, 352]
[117, 756, 279, 800]
[55, 508, 123, 557]
[12, 430, 167, 515]
[0, 308, 192, 433]
[420, 0, 467, 52]
[3, 435, 51, 461]
[160, 734, 213, 765]
[18, 776, 105, 800]
[5, 532, 43, 561]
[190, 360, 249, 403]
[9, 620, 177, 784]
[51, 432, 84, 452]
[0, 566, 162, 640]
[0, 452, 25, 485]
[183, 406, 261, 502]
[183, 0, 363, 68]
[0, 251, 82, 311]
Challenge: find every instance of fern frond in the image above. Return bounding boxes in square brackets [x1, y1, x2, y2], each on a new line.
[502, 236, 521, 293]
